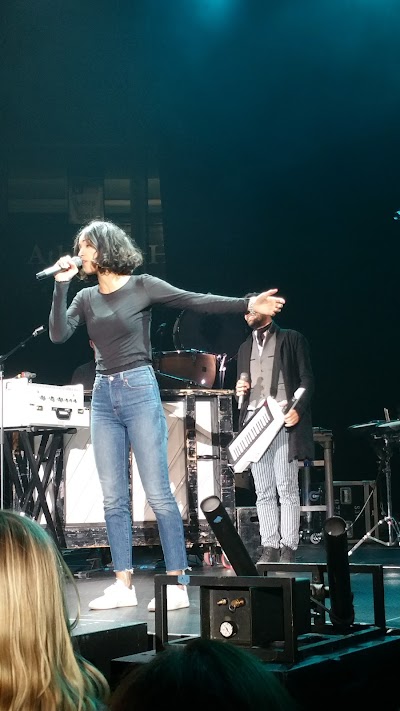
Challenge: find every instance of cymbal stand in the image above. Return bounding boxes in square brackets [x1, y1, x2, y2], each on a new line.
[217, 353, 227, 389]
[348, 432, 400, 555]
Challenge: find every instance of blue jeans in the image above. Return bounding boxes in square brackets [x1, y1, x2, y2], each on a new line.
[90, 365, 188, 573]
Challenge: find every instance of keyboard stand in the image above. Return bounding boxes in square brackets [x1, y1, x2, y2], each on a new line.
[3, 427, 76, 548]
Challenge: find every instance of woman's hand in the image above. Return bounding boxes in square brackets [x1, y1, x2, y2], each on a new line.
[250, 289, 285, 316]
[54, 256, 80, 282]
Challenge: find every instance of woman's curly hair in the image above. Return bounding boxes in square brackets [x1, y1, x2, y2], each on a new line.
[73, 219, 144, 277]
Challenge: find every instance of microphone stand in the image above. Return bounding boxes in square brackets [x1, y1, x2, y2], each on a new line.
[0, 326, 47, 510]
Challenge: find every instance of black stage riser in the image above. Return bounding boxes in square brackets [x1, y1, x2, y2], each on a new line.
[111, 634, 400, 710]
[72, 621, 148, 681]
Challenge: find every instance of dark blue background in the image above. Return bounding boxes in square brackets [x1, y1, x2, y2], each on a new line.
[2, 1, 400, 501]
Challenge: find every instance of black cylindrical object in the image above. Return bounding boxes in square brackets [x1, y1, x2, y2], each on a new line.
[200, 496, 259, 576]
[324, 516, 355, 629]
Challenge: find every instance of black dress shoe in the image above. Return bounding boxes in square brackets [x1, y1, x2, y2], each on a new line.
[257, 547, 280, 564]
[280, 545, 296, 563]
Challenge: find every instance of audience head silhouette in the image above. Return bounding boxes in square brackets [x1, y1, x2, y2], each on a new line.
[111, 636, 297, 710]
[0, 510, 109, 711]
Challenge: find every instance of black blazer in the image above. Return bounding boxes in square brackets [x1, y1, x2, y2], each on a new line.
[236, 321, 315, 462]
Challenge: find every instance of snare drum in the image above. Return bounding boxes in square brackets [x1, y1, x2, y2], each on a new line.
[153, 349, 217, 388]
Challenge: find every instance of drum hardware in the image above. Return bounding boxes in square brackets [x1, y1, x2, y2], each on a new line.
[172, 309, 247, 389]
[216, 352, 227, 389]
[347, 420, 400, 554]
[153, 321, 167, 351]
[154, 370, 199, 388]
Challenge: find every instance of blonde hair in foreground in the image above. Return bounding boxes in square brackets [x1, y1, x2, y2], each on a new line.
[0, 510, 109, 711]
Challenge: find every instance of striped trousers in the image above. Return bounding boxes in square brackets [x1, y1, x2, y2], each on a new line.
[250, 426, 300, 550]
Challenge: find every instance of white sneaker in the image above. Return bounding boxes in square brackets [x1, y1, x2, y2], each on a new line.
[88, 580, 138, 610]
[147, 585, 189, 612]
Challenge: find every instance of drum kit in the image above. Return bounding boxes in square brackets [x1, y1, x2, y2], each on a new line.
[153, 349, 220, 389]
[152, 309, 247, 389]
[347, 418, 400, 552]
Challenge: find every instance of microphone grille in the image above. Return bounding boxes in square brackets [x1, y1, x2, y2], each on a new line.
[73, 256, 83, 268]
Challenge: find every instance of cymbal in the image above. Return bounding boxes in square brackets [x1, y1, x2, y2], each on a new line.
[348, 419, 400, 439]
[348, 420, 382, 436]
[376, 420, 400, 434]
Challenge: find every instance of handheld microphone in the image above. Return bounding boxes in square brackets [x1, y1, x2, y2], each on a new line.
[35, 256, 82, 281]
[238, 372, 250, 409]
[33, 325, 47, 337]
[282, 387, 306, 414]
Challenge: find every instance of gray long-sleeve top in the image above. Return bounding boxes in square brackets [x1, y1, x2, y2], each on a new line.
[49, 274, 248, 374]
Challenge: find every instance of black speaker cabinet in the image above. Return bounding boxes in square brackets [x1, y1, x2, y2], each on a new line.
[333, 480, 379, 541]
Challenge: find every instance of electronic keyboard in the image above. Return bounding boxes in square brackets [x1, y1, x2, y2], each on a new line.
[227, 388, 305, 473]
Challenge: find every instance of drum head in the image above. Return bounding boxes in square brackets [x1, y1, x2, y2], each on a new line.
[173, 311, 247, 357]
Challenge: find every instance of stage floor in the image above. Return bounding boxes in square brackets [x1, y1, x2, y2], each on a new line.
[66, 540, 400, 640]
